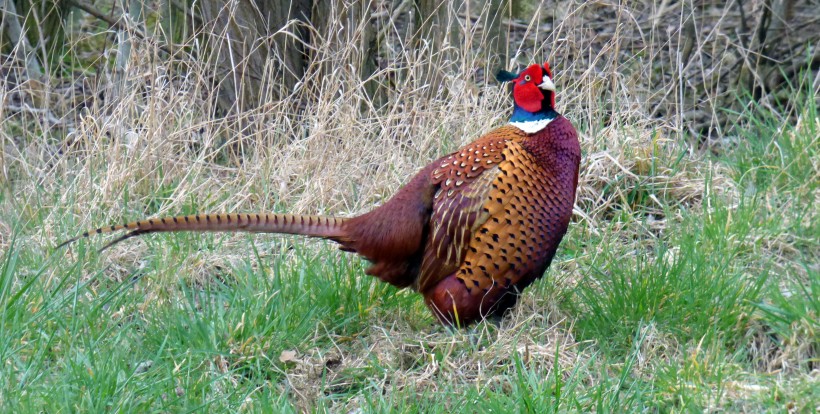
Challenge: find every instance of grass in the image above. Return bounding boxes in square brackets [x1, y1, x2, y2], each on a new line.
[2, 95, 816, 413]
[2, 1, 819, 412]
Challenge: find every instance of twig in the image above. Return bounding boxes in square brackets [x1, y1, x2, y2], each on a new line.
[6, 104, 65, 125]
[457, 12, 534, 30]
[68, 0, 174, 56]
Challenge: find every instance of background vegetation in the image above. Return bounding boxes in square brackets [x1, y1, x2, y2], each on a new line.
[1, 0, 817, 411]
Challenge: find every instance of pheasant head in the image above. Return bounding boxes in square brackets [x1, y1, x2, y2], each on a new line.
[496, 62, 557, 133]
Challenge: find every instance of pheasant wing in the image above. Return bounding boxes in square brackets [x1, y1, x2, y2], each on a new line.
[416, 127, 525, 292]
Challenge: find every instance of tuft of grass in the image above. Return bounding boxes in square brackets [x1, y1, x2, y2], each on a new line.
[571, 194, 767, 353]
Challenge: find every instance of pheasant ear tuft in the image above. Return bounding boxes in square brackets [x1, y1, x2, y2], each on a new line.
[542, 62, 553, 78]
[495, 69, 519, 82]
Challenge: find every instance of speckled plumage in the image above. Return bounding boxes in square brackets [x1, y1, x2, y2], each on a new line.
[59, 62, 581, 326]
[420, 120, 580, 324]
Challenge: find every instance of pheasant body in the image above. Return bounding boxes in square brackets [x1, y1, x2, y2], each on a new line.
[59, 62, 581, 326]
[420, 120, 579, 323]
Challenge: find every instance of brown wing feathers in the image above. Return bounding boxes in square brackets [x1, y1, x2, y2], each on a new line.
[416, 130, 522, 292]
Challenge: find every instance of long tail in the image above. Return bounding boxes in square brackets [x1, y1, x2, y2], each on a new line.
[57, 213, 350, 251]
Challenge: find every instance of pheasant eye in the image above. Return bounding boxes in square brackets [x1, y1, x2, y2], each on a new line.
[524, 75, 531, 81]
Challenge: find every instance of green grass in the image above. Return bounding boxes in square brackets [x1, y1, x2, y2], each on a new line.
[3, 95, 817, 412]
[572, 196, 767, 352]
[0, 238, 418, 411]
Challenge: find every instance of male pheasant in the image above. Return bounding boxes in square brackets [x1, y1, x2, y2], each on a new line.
[59, 62, 581, 326]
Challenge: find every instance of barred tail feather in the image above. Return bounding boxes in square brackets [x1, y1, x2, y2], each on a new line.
[57, 213, 350, 251]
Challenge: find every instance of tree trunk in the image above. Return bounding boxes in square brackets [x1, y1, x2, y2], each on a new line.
[483, 0, 512, 71]
[413, 0, 449, 50]
[196, 0, 385, 113]
[1, 0, 43, 77]
[198, 0, 311, 114]
[311, 1, 380, 103]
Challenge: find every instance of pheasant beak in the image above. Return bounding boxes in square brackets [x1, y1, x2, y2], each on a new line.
[538, 76, 555, 91]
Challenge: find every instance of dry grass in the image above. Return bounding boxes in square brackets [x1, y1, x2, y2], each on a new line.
[5, 1, 813, 213]
[282, 312, 581, 411]
[3, 1, 758, 248]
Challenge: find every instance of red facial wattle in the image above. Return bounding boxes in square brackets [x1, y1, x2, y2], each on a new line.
[512, 65, 549, 113]
[513, 81, 543, 112]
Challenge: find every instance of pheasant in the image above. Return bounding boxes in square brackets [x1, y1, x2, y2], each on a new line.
[59, 61, 581, 326]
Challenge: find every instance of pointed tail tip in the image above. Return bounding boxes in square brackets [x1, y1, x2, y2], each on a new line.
[55, 237, 79, 250]
[56, 230, 93, 250]
[98, 229, 151, 252]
